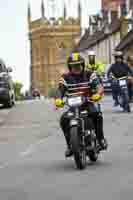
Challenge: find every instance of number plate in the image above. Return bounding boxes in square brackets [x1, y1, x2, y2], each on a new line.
[68, 96, 82, 106]
[104, 83, 110, 87]
[119, 80, 126, 86]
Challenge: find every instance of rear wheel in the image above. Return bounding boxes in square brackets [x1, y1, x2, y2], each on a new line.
[70, 126, 86, 170]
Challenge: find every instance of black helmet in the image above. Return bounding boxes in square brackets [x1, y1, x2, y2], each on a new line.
[113, 51, 123, 59]
[67, 52, 85, 71]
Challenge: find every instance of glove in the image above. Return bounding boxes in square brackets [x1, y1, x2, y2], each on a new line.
[90, 94, 102, 102]
[55, 98, 63, 107]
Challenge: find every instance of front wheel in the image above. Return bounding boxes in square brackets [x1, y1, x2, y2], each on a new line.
[119, 91, 131, 112]
[88, 133, 98, 162]
[70, 126, 86, 170]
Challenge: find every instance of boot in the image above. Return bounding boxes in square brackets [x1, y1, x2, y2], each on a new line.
[99, 138, 108, 150]
[65, 146, 73, 157]
[64, 132, 73, 157]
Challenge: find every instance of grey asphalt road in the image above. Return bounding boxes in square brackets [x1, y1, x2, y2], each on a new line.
[0, 97, 132, 200]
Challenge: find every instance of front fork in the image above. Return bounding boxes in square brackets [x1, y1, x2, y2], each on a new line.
[70, 108, 85, 147]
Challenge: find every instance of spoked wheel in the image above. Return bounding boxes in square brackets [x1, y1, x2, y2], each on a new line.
[88, 134, 98, 162]
[70, 126, 86, 170]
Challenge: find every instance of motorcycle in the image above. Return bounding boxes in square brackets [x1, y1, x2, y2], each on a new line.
[62, 82, 103, 170]
[112, 76, 131, 112]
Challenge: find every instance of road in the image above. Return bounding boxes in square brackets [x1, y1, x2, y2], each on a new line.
[0, 97, 132, 200]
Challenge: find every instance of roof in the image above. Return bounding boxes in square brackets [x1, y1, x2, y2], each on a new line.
[74, 18, 121, 52]
[115, 29, 133, 51]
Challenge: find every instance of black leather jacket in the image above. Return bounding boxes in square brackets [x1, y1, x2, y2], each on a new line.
[107, 62, 133, 79]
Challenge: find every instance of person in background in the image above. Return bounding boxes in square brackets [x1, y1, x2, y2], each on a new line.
[126, 55, 133, 102]
[107, 51, 133, 107]
[87, 51, 105, 76]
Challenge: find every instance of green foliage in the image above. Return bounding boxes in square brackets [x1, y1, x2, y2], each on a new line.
[13, 82, 23, 101]
[48, 87, 57, 98]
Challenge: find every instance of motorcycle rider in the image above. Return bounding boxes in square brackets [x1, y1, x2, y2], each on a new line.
[87, 51, 105, 76]
[55, 52, 107, 157]
[107, 51, 133, 107]
[126, 55, 133, 102]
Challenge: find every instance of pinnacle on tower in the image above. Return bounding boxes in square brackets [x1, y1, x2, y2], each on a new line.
[27, 2, 31, 24]
[41, 0, 45, 18]
[78, 0, 81, 25]
[63, 2, 67, 19]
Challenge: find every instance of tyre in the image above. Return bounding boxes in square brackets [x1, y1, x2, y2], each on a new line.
[70, 126, 86, 170]
[88, 134, 98, 162]
[89, 150, 98, 162]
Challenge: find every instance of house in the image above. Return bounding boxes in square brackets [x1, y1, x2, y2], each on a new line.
[74, 10, 129, 67]
[115, 27, 133, 58]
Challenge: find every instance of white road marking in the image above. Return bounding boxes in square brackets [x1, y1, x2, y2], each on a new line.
[0, 165, 7, 169]
[1, 124, 41, 129]
[20, 138, 48, 157]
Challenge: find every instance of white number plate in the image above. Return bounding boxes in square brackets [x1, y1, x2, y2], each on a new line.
[119, 80, 126, 86]
[104, 83, 110, 87]
[68, 96, 82, 106]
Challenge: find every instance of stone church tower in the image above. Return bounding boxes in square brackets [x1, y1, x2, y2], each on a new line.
[28, 0, 81, 96]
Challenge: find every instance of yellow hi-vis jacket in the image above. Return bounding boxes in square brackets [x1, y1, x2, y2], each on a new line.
[86, 60, 105, 75]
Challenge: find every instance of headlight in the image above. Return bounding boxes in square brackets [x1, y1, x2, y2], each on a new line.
[67, 112, 74, 117]
[67, 96, 82, 107]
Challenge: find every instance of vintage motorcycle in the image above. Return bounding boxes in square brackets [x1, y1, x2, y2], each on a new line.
[62, 82, 104, 170]
[112, 76, 131, 112]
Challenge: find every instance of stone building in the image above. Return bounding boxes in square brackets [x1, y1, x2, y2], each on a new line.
[115, 29, 133, 58]
[74, 9, 129, 66]
[28, 1, 81, 96]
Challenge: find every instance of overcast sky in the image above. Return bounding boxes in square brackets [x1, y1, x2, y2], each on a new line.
[0, 0, 101, 91]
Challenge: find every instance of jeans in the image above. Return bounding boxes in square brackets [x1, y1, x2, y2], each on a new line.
[127, 82, 133, 101]
[111, 79, 119, 104]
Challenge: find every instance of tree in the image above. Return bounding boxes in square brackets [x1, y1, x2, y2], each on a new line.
[13, 82, 23, 101]
[48, 87, 57, 98]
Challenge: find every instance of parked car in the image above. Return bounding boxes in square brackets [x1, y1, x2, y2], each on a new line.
[99, 64, 111, 93]
[0, 59, 15, 108]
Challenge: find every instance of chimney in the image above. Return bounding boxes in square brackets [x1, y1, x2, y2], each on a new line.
[78, 0, 82, 26]
[41, 0, 45, 19]
[89, 16, 93, 35]
[118, 4, 121, 18]
[89, 25, 93, 35]
[63, 2, 67, 20]
[126, 0, 130, 12]
[98, 19, 101, 29]
[27, 2, 31, 26]
[108, 9, 111, 24]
